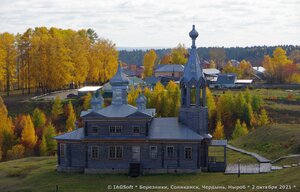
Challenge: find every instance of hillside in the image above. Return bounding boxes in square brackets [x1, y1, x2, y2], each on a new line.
[0, 157, 299, 192]
[231, 124, 300, 160]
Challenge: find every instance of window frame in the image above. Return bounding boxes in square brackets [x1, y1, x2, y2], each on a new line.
[109, 146, 123, 159]
[132, 126, 140, 134]
[166, 146, 175, 159]
[109, 126, 123, 134]
[92, 126, 98, 134]
[149, 146, 158, 159]
[184, 147, 193, 160]
[60, 143, 66, 157]
[91, 146, 99, 159]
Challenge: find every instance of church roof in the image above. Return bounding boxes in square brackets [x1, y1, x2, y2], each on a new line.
[181, 25, 205, 84]
[155, 64, 184, 73]
[149, 117, 204, 140]
[54, 128, 84, 141]
[80, 104, 155, 118]
[109, 62, 129, 85]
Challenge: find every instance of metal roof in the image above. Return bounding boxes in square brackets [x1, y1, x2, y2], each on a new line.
[252, 66, 266, 73]
[216, 73, 237, 84]
[181, 25, 205, 84]
[54, 128, 84, 140]
[155, 64, 184, 73]
[236, 79, 253, 84]
[203, 68, 220, 75]
[78, 86, 102, 92]
[109, 62, 129, 85]
[80, 104, 155, 118]
[149, 117, 203, 140]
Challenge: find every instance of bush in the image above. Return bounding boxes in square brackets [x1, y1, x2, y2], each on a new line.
[7, 145, 25, 160]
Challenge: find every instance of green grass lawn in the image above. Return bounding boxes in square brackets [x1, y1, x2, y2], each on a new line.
[274, 157, 300, 166]
[231, 124, 300, 160]
[0, 157, 299, 192]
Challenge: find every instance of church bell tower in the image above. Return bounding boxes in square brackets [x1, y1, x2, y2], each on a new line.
[179, 25, 208, 135]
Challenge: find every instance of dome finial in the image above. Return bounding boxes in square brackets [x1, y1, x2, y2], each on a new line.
[189, 25, 198, 48]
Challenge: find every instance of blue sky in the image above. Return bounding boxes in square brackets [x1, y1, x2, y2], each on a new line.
[1, 0, 299, 48]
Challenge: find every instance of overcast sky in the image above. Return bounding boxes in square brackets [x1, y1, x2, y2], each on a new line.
[1, 0, 299, 48]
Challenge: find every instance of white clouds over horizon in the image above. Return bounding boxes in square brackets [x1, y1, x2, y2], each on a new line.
[0, 0, 299, 47]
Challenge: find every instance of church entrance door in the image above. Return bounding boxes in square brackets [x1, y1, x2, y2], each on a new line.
[132, 146, 140, 162]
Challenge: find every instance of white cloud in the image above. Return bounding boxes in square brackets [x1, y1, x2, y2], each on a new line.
[0, 0, 299, 47]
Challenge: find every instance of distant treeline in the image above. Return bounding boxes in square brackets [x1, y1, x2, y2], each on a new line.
[119, 45, 300, 66]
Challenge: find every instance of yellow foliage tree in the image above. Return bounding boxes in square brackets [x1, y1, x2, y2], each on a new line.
[0, 32, 17, 96]
[143, 50, 157, 77]
[66, 101, 76, 132]
[213, 121, 225, 140]
[171, 44, 188, 64]
[6, 144, 25, 160]
[51, 96, 63, 120]
[21, 115, 37, 149]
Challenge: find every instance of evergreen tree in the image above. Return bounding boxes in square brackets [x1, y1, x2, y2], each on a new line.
[51, 96, 63, 119]
[232, 119, 249, 139]
[251, 94, 263, 112]
[39, 135, 47, 156]
[244, 88, 252, 104]
[32, 108, 46, 130]
[66, 101, 76, 132]
[242, 103, 254, 126]
[259, 109, 269, 126]
[213, 121, 225, 140]
[44, 123, 57, 154]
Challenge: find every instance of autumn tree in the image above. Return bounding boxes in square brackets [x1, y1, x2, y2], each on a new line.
[83, 92, 92, 110]
[21, 115, 37, 149]
[151, 82, 165, 116]
[127, 86, 142, 106]
[165, 81, 180, 117]
[171, 44, 188, 64]
[66, 101, 76, 132]
[87, 39, 118, 84]
[0, 96, 14, 160]
[51, 96, 63, 120]
[143, 50, 157, 77]
[160, 54, 171, 64]
[213, 121, 225, 140]
[206, 87, 216, 130]
[0, 32, 17, 96]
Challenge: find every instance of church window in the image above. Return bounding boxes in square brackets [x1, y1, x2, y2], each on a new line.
[166, 146, 175, 158]
[109, 146, 123, 159]
[91, 146, 99, 159]
[150, 146, 158, 159]
[60, 143, 66, 157]
[184, 147, 192, 160]
[109, 126, 122, 134]
[133, 126, 140, 134]
[92, 127, 98, 133]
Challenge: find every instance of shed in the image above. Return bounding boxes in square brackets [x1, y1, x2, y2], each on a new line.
[78, 86, 102, 97]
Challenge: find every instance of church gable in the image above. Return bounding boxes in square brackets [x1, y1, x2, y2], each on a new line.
[81, 111, 106, 118]
[127, 111, 152, 118]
